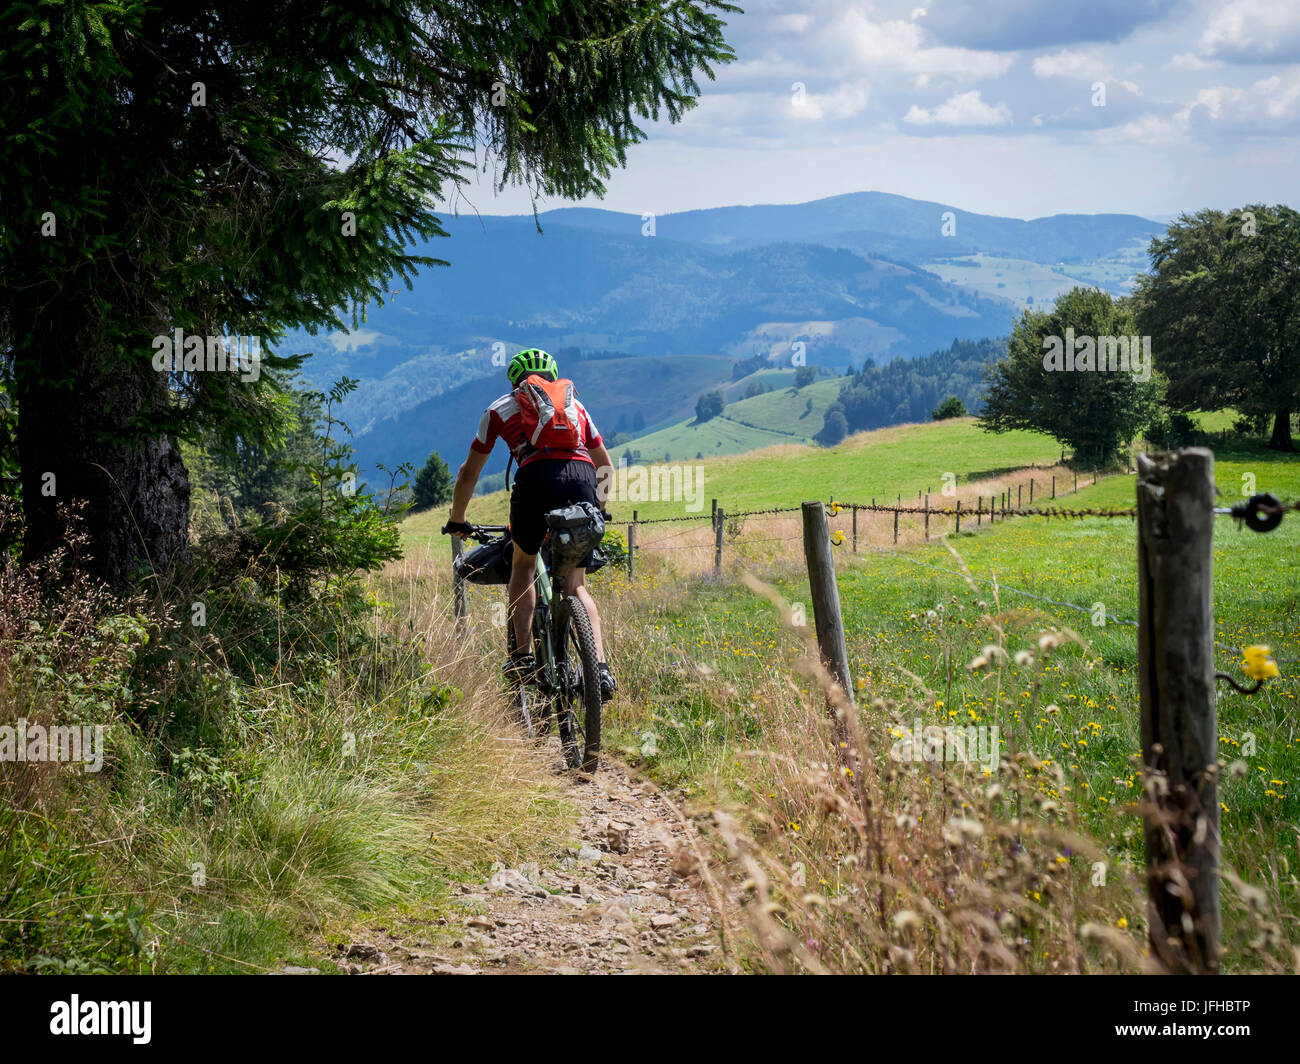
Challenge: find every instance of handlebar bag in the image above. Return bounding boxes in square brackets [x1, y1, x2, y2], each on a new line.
[455, 537, 513, 585]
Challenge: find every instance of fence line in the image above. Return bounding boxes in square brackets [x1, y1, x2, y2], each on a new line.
[789, 449, 1289, 975]
[621, 472, 1128, 575]
[617, 465, 1295, 582]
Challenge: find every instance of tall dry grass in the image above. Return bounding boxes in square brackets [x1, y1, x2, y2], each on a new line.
[591, 522, 1296, 974]
[1, 505, 574, 973]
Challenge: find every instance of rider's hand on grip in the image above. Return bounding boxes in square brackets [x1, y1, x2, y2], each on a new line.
[442, 520, 472, 537]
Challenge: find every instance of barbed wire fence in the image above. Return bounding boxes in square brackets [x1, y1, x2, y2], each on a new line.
[775, 450, 1289, 975]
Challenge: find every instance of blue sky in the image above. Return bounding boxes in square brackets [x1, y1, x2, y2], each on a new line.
[447, 0, 1300, 221]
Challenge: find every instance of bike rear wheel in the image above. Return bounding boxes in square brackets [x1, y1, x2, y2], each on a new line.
[555, 596, 602, 772]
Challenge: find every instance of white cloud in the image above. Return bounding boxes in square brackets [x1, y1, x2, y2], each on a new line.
[1032, 48, 1111, 80]
[1200, 0, 1300, 63]
[1166, 51, 1223, 71]
[790, 80, 873, 121]
[830, 10, 1015, 82]
[903, 90, 1013, 126]
[1098, 112, 1188, 144]
[1178, 69, 1300, 130]
[774, 13, 811, 34]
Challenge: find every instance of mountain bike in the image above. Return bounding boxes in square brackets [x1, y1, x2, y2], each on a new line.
[443, 518, 604, 772]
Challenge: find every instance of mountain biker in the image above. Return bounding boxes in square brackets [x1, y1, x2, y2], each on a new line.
[445, 348, 617, 701]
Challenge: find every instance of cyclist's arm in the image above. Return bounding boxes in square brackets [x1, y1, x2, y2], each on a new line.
[449, 446, 489, 526]
[588, 442, 614, 509]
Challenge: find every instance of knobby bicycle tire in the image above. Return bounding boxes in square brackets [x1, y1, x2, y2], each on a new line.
[556, 596, 602, 772]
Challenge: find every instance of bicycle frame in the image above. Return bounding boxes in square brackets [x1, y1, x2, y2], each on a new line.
[444, 519, 603, 771]
[529, 546, 585, 695]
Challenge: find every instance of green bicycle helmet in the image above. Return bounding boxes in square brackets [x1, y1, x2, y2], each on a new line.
[507, 347, 558, 386]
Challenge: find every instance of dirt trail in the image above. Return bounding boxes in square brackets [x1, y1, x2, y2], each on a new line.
[344, 744, 730, 975]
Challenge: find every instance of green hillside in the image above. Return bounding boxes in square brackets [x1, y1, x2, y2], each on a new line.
[721, 368, 797, 401]
[402, 416, 1066, 549]
[612, 417, 1062, 520]
[614, 376, 845, 462]
[578, 354, 739, 438]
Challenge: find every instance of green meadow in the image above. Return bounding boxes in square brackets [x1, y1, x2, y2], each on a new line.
[563, 428, 1300, 963]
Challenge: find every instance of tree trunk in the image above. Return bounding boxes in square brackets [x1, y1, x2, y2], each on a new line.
[1267, 409, 1295, 452]
[13, 283, 190, 586]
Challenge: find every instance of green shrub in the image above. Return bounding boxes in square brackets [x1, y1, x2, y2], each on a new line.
[600, 527, 628, 566]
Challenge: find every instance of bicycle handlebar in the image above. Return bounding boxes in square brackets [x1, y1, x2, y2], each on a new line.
[441, 520, 507, 544]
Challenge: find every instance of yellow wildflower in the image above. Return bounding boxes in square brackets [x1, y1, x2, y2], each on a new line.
[1242, 645, 1280, 681]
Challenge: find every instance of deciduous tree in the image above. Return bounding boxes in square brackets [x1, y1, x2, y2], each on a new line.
[1134, 205, 1299, 451]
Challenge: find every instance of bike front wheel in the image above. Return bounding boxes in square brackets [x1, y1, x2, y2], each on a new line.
[507, 618, 551, 738]
[555, 596, 602, 772]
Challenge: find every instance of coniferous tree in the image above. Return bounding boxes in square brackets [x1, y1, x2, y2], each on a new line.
[412, 451, 453, 510]
[0, 1, 737, 582]
[931, 395, 966, 420]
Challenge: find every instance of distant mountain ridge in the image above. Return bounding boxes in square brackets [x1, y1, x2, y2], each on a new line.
[528, 191, 1163, 263]
[289, 190, 1166, 479]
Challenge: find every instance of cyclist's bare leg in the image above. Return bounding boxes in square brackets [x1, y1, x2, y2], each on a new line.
[508, 548, 537, 654]
[561, 568, 606, 660]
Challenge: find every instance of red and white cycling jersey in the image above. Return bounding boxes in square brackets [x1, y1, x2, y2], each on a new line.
[471, 391, 603, 468]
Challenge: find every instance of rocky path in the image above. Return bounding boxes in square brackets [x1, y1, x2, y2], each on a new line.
[341, 747, 731, 975]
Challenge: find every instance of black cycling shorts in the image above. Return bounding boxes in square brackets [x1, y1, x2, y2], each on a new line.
[509, 459, 600, 563]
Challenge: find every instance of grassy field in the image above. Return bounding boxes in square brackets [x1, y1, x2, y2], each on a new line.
[413, 418, 1070, 551]
[617, 375, 844, 462]
[573, 432, 1298, 969]
[925, 253, 1084, 307]
[924, 246, 1150, 307]
[404, 413, 1297, 971]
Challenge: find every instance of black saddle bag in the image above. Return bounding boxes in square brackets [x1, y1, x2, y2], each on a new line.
[544, 502, 605, 573]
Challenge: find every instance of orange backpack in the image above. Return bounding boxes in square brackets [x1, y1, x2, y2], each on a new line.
[515, 374, 583, 452]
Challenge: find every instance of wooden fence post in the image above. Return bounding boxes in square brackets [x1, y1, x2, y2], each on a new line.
[1018, 484, 1022, 508]
[801, 502, 857, 763]
[893, 507, 899, 544]
[1052, 475, 1056, 499]
[714, 506, 724, 576]
[1074, 470, 1078, 492]
[852, 505, 858, 553]
[451, 536, 467, 631]
[955, 499, 961, 535]
[977, 496, 982, 527]
[1030, 478, 1035, 504]
[628, 511, 637, 579]
[1136, 448, 1220, 975]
